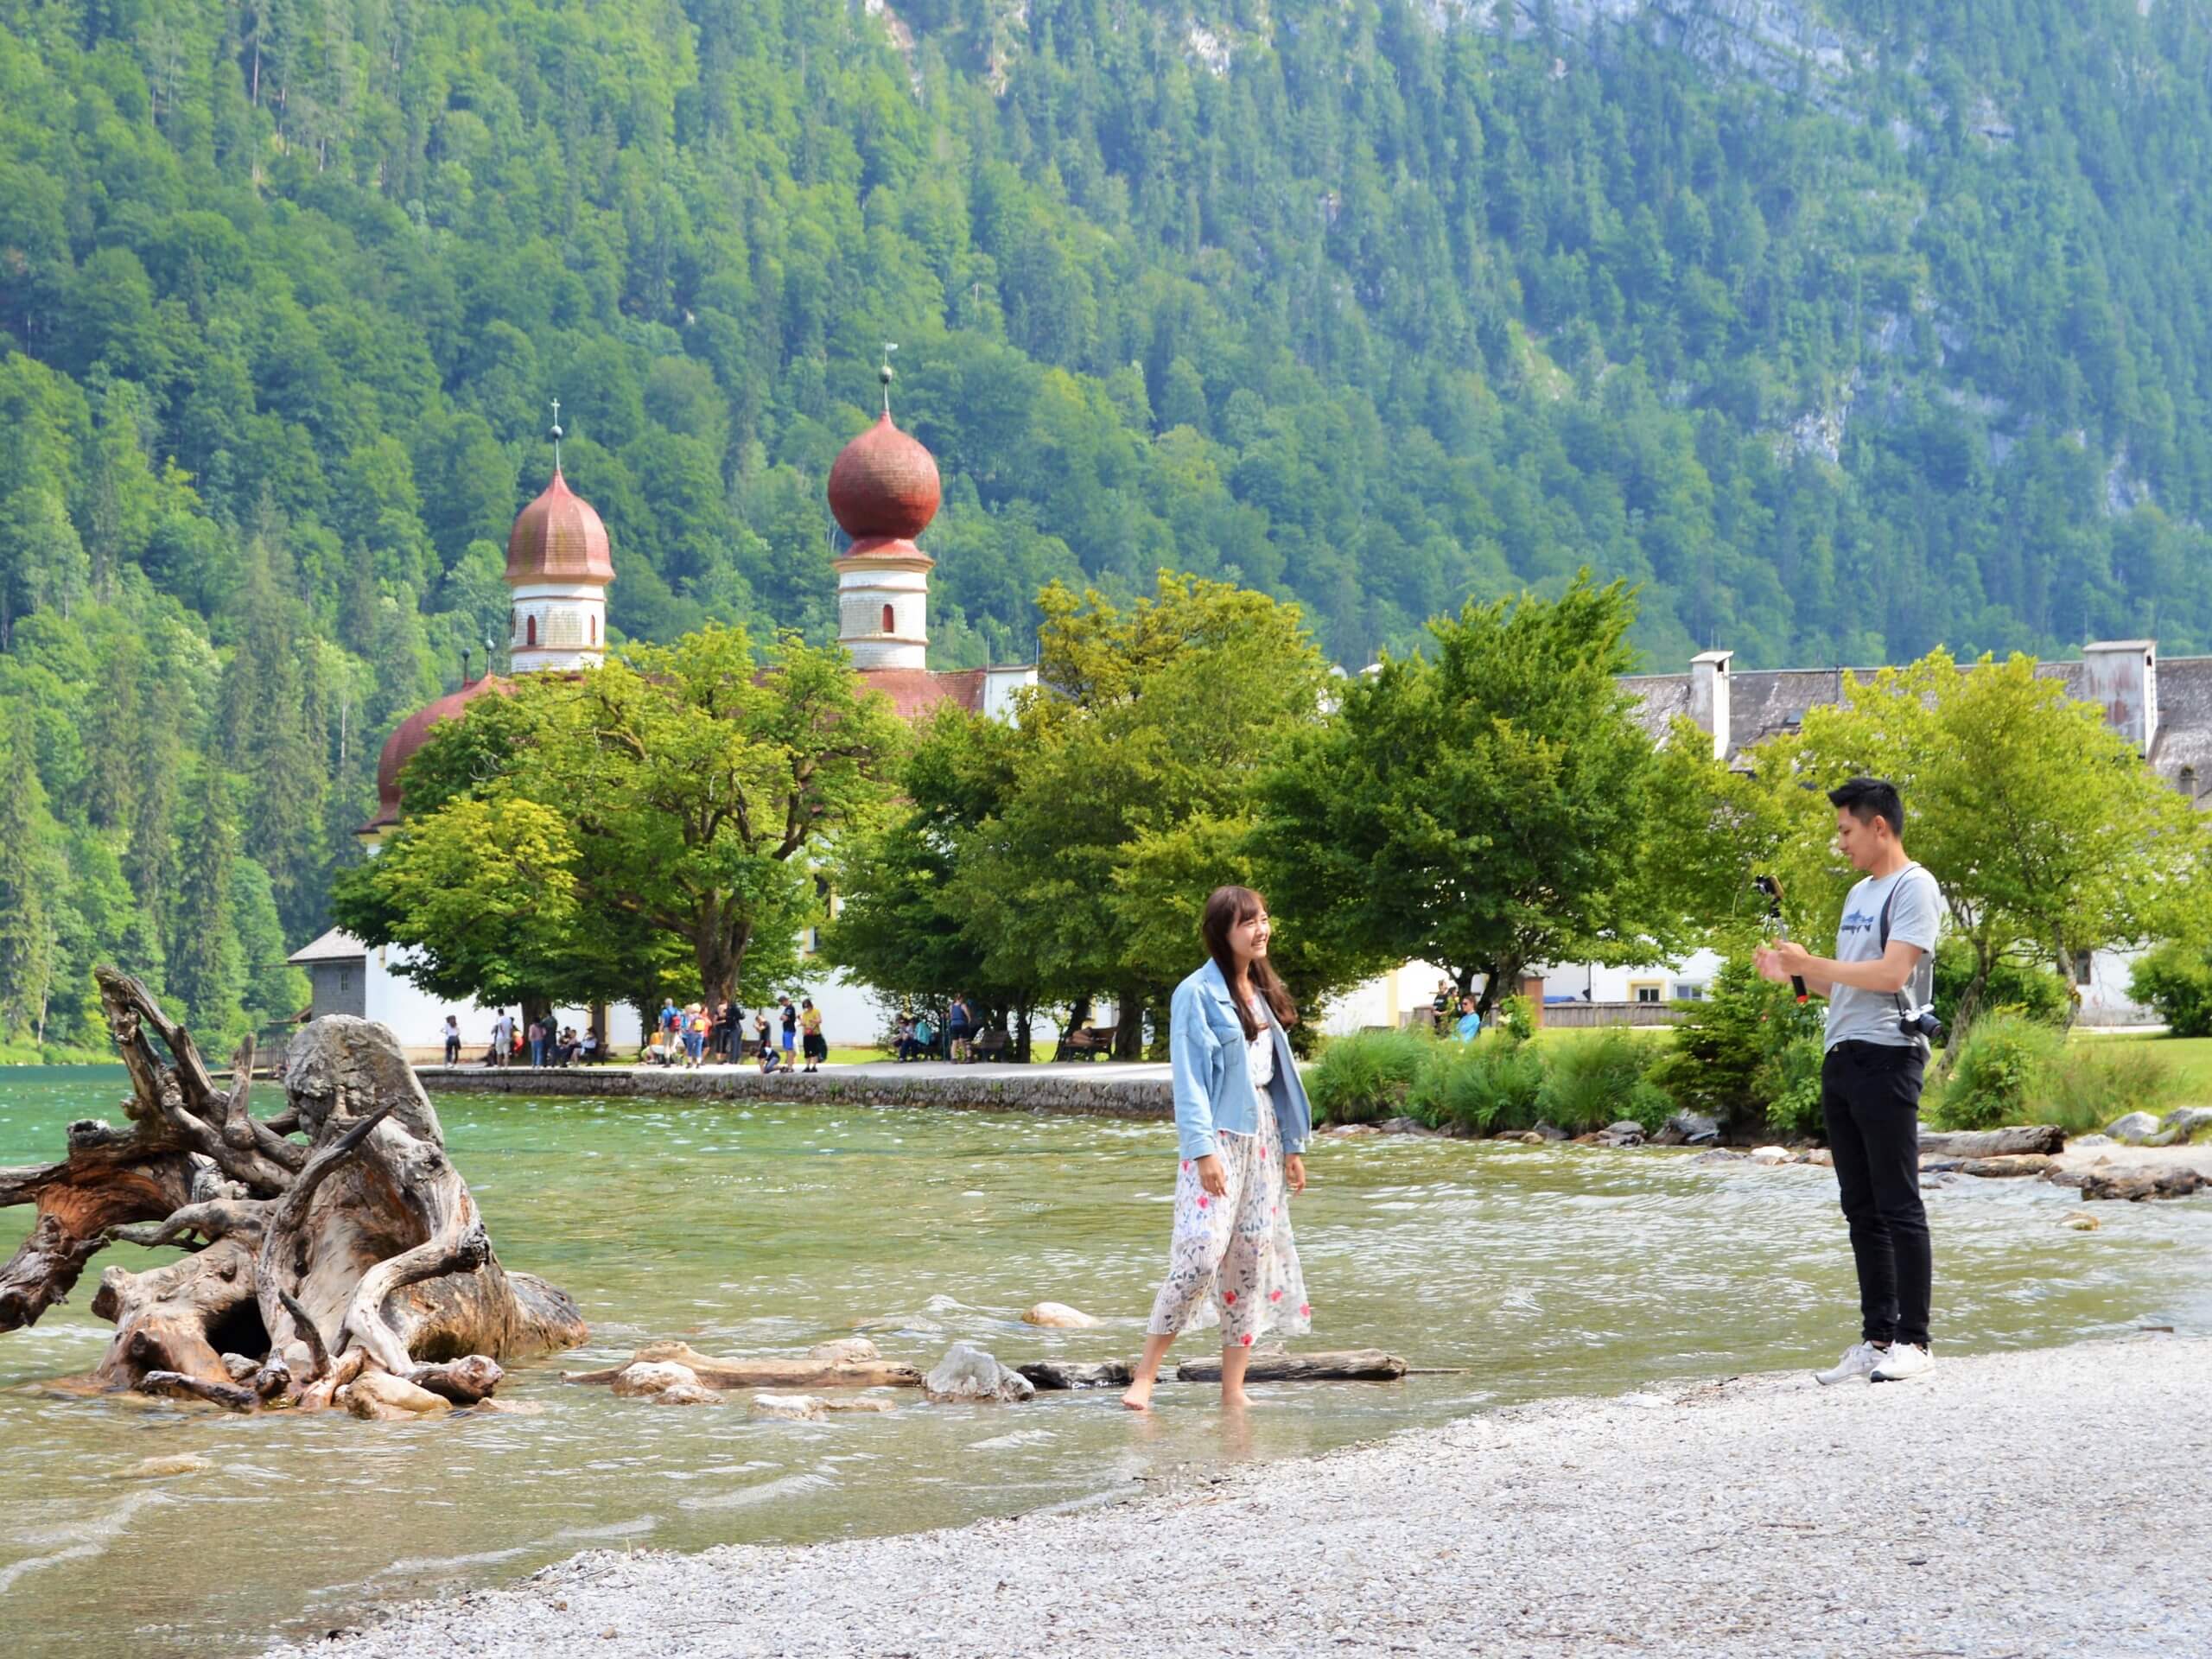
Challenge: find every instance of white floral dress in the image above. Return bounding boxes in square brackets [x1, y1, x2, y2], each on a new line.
[1145, 1004, 1312, 1347]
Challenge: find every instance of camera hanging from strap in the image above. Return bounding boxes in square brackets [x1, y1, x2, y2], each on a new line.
[1878, 863, 1942, 1048]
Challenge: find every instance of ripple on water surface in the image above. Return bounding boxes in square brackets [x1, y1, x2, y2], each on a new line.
[1, 1066, 2208, 1657]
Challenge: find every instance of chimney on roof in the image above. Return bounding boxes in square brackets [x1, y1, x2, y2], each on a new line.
[2082, 640, 2158, 755]
[1689, 650, 1732, 760]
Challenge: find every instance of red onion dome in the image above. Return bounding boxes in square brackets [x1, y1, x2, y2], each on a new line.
[827, 413, 941, 543]
[506, 468, 613, 584]
[366, 676, 510, 829]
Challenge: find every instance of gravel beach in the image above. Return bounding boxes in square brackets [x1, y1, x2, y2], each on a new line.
[275, 1335, 2207, 1659]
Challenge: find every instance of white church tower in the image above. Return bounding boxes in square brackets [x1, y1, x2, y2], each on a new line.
[505, 400, 613, 673]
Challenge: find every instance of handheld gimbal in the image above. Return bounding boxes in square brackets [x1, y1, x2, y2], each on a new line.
[1752, 874, 1809, 1005]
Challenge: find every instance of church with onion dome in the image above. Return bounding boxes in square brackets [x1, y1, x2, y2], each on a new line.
[292, 379, 1035, 1059]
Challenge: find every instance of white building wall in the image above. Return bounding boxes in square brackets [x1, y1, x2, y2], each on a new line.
[509, 579, 607, 672]
[355, 942, 642, 1061]
[836, 564, 929, 670]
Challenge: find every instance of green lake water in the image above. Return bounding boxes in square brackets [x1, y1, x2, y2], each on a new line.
[3, 1065, 2209, 1656]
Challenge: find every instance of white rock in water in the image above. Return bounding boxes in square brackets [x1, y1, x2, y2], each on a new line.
[823, 1395, 895, 1414]
[121, 1453, 210, 1479]
[1749, 1146, 1793, 1165]
[805, 1338, 880, 1363]
[752, 1392, 827, 1421]
[2107, 1111, 2163, 1144]
[1021, 1301, 1101, 1329]
[342, 1371, 452, 1419]
[2062, 1211, 2101, 1231]
[611, 1360, 702, 1399]
[652, 1382, 723, 1406]
[923, 1341, 1035, 1404]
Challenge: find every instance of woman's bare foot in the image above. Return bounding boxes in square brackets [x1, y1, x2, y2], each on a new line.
[1120, 1377, 1155, 1411]
[1221, 1389, 1249, 1410]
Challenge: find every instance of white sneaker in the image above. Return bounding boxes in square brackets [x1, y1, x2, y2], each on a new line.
[1870, 1342, 1934, 1382]
[1813, 1341, 1885, 1386]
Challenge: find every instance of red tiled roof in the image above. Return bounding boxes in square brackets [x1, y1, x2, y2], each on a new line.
[507, 468, 614, 584]
[828, 414, 941, 543]
[365, 675, 511, 829]
[857, 666, 988, 721]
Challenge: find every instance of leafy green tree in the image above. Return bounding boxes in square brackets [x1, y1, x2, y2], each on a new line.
[1256, 575, 1703, 1014]
[1727, 650, 2212, 1037]
[339, 626, 906, 1010]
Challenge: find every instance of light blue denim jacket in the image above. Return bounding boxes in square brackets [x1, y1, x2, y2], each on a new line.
[1168, 958, 1312, 1161]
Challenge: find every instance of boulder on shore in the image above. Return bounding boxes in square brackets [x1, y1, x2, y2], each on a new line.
[2107, 1111, 2164, 1146]
[1652, 1112, 1720, 1147]
[923, 1342, 1034, 1403]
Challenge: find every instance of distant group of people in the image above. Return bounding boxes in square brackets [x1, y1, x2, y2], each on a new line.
[646, 993, 827, 1073]
[1429, 982, 1483, 1040]
[459, 1011, 600, 1067]
[891, 994, 978, 1062]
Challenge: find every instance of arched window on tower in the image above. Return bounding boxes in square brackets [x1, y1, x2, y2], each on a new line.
[526, 615, 537, 648]
[881, 602, 894, 634]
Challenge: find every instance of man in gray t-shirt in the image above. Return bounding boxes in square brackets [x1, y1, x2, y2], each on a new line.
[1755, 777, 1944, 1388]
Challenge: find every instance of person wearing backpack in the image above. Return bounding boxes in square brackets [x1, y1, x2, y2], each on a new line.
[1757, 777, 1944, 1387]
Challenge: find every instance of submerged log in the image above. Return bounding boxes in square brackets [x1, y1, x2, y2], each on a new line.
[564, 1339, 921, 1390]
[1018, 1358, 1135, 1390]
[1176, 1348, 1408, 1383]
[0, 969, 588, 1411]
[1916, 1125, 2065, 1158]
[2081, 1166, 2209, 1202]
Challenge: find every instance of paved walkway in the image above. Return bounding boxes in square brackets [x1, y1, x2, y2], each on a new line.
[421, 1058, 1175, 1084]
[272, 1335, 2208, 1658]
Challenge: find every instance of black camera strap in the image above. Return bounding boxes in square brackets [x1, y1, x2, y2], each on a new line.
[1876, 862, 1930, 1047]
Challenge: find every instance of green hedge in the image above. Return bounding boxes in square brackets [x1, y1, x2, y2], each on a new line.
[1310, 1027, 1675, 1137]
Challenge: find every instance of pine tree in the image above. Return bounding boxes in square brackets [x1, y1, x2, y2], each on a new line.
[0, 720, 59, 1044]
[166, 764, 245, 1041]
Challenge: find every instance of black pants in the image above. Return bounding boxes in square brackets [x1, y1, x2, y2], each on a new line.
[1821, 1040, 1932, 1349]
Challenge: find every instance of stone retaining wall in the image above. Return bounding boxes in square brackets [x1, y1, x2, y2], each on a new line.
[413, 1065, 1174, 1121]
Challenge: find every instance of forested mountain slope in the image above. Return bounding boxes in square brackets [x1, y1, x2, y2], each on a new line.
[1, 0, 2208, 1048]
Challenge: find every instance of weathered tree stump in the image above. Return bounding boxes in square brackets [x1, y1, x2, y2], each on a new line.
[1176, 1348, 1408, 1382]
[0, 969, 587, 1411]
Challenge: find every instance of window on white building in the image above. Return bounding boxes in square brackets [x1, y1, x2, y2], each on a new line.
[1673, 982, 1707, 1001]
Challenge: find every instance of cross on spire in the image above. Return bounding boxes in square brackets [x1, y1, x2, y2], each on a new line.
[549, 397, 563, 472]
[880, 343, 898, 417]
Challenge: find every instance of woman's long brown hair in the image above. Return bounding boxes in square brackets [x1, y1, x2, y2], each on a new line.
[1201, 886, 1298, 1041]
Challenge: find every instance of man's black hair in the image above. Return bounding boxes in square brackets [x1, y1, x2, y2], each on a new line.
[1827, 776, 1904, 837]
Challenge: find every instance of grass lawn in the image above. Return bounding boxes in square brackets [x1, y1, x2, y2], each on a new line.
[2075, 1031, 2212, 1103]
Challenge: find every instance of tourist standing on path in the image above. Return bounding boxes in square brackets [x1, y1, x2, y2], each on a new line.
[779, 995, 798, 1061]
[800, 998, 825, 1071]
[754, 1009, 780, 1073]
[717, 998, 738, 1061]
[1122, 885, 1313, 1413]
[1756, 776, 1945, 1387]
[527, 1018, 546, 1067]
[490, 1009, 514, 1067]
[946, 994, 974, 1062]
[442, 1014, 461, 1065]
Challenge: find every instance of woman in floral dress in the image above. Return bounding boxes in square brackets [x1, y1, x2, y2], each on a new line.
[1122, 886, 1313, 1411]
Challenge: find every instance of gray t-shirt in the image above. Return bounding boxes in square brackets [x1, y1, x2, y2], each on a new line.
[1824, 862, 1942, 1052]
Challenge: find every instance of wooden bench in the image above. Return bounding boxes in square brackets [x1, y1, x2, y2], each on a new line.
[1052, 1023, 1118, 1062]
[967, 1028, 1011, 1063]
